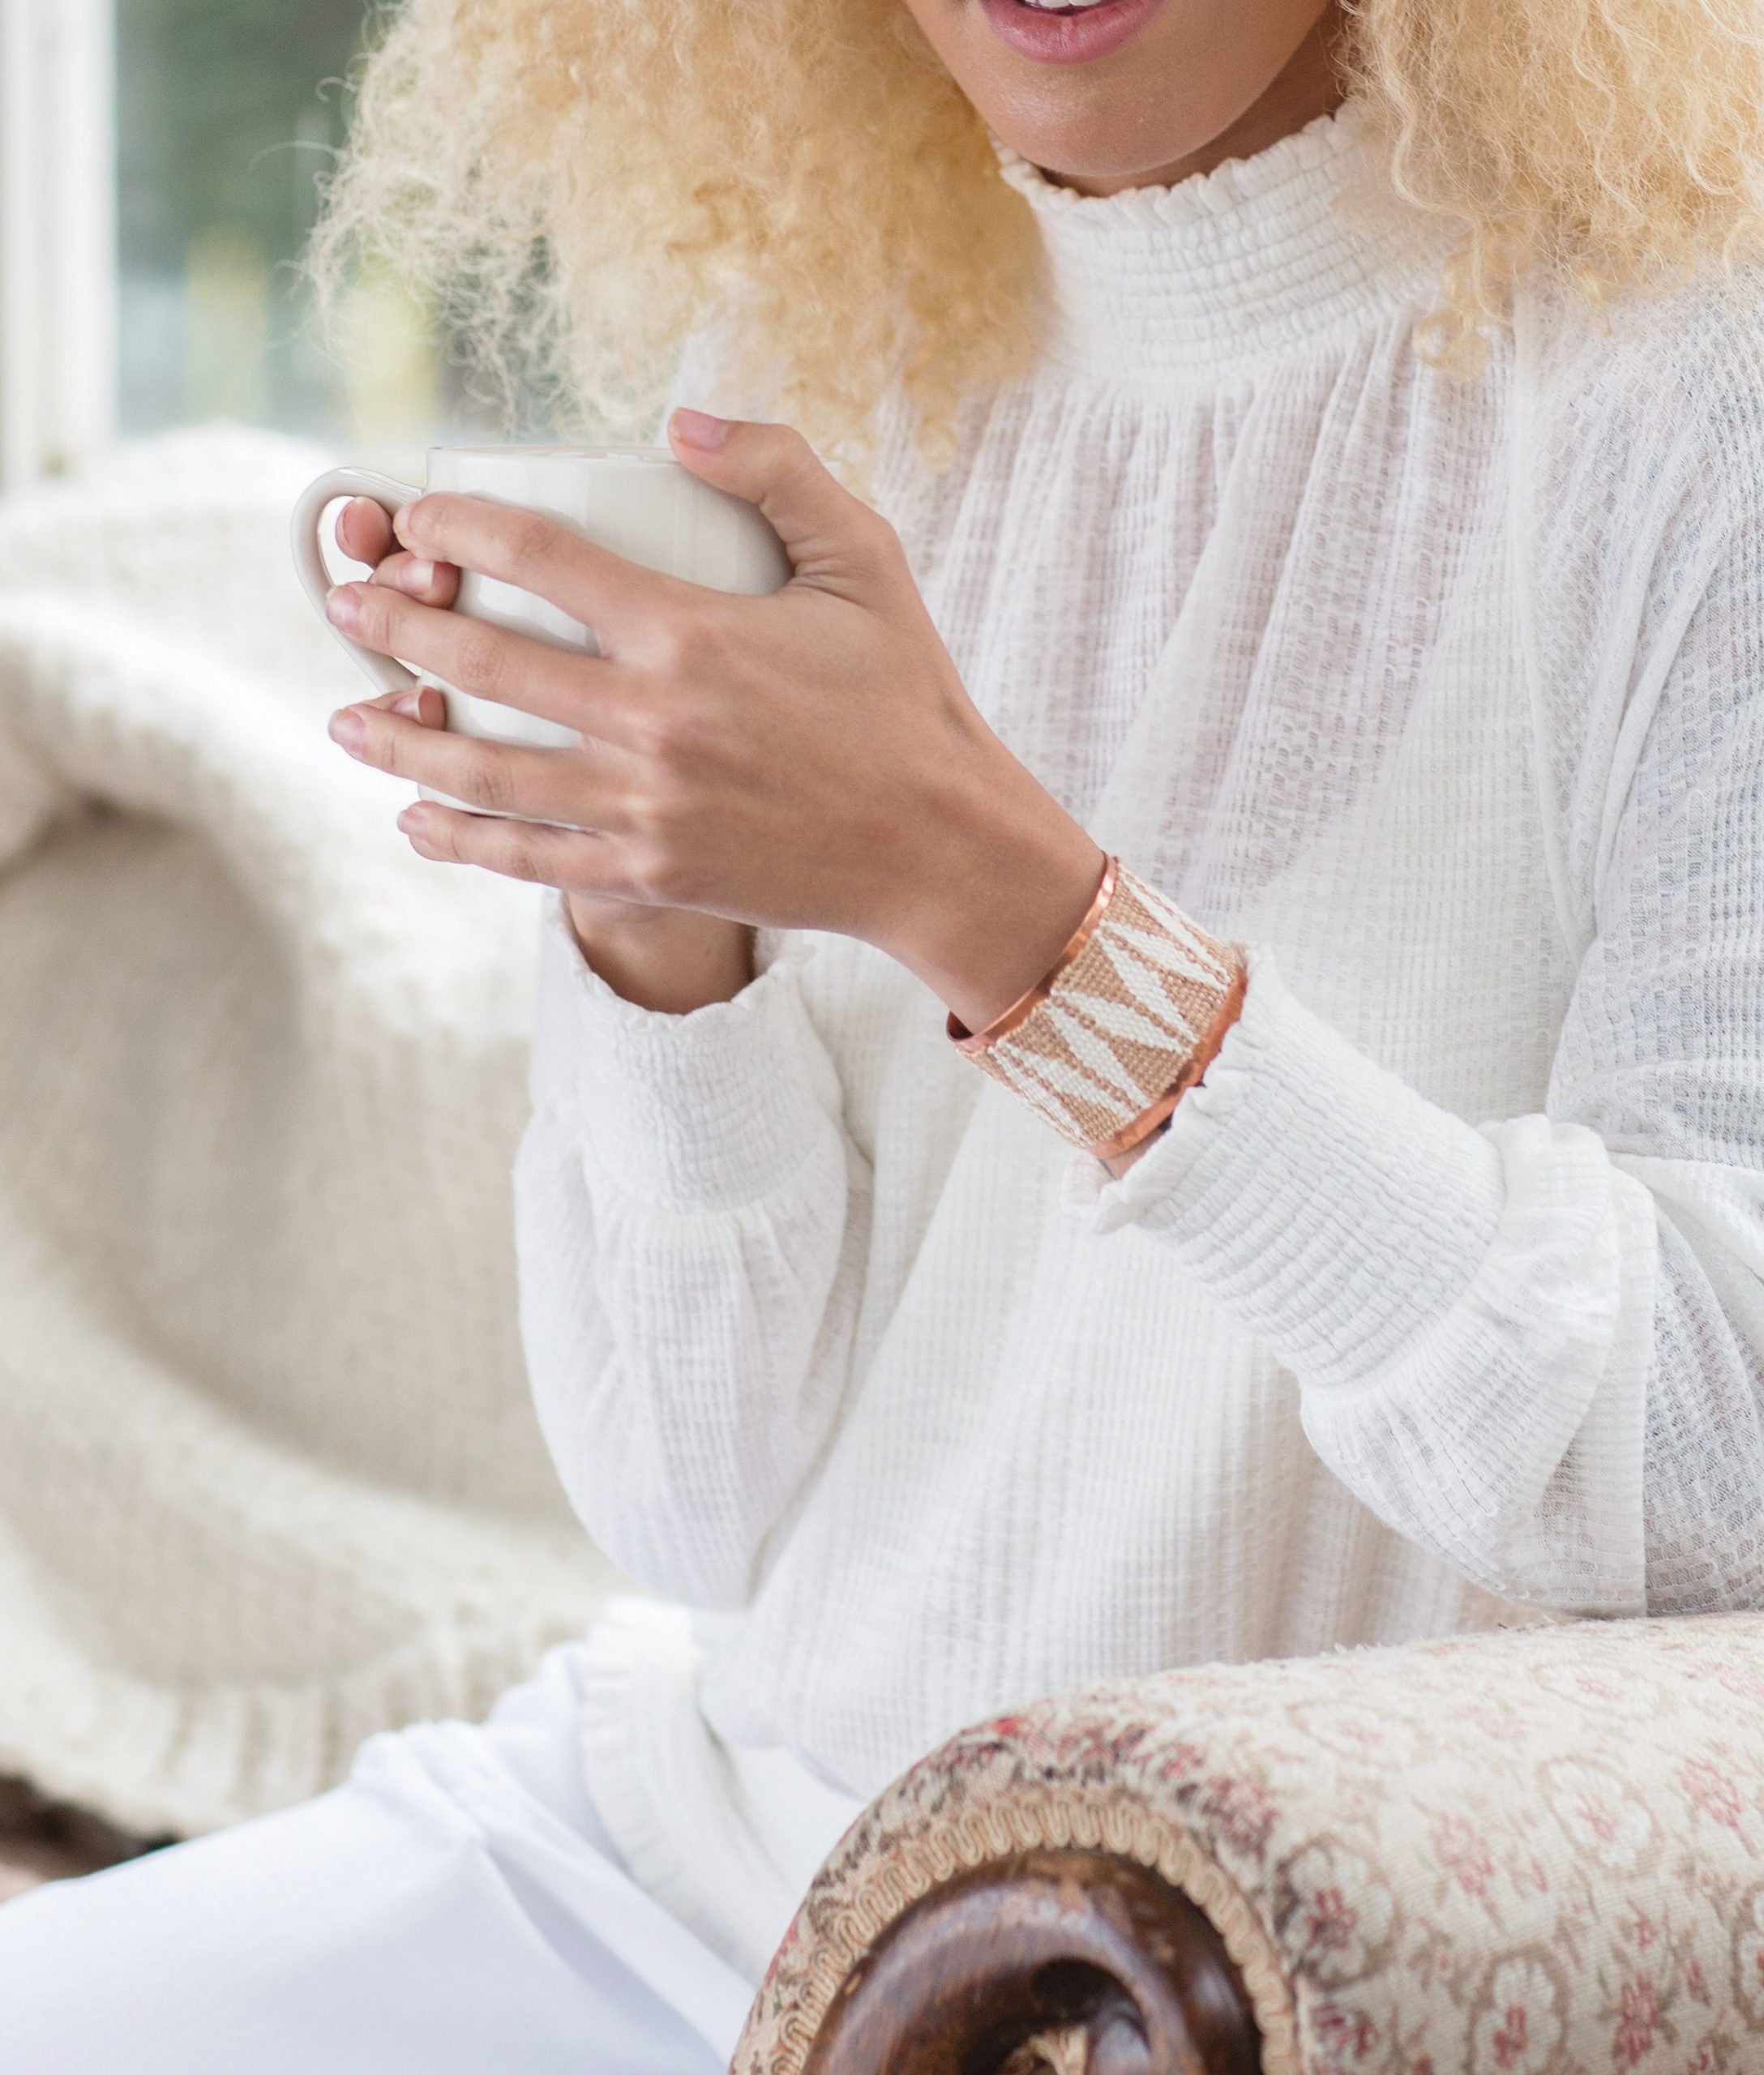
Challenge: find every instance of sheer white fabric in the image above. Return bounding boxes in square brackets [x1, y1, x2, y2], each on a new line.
[514, 106, 1764, 1963]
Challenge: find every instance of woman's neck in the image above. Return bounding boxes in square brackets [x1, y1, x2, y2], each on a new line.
[1051, 0, 1347, 199]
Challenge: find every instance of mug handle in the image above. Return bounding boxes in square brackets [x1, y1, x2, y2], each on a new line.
[290, 465, 424, 697]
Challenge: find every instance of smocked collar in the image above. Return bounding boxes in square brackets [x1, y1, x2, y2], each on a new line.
[995, 104, 1444, 380]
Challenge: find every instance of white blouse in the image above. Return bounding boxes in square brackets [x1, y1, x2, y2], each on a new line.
[513, 105, 1764, 1976]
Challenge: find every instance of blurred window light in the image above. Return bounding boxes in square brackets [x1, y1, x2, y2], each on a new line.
[117, 0, 460, 466]
[0, 0, 498, 488]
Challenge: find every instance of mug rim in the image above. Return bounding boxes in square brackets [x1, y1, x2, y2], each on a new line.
[427, 442, 674, 463]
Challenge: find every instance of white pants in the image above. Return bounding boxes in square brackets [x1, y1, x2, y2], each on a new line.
[0, 1645, 756, 2073]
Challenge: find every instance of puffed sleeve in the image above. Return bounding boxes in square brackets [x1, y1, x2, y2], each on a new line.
[513, 898, 868, 1608]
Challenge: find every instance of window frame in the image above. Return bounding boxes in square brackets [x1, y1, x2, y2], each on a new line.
[0, 0, 115, 490]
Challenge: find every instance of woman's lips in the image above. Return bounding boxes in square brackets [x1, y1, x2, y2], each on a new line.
[977, 0, 1166, 65]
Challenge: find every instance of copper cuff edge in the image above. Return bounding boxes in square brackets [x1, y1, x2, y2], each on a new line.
[1084, 960, 1249, 1161]
[947, 854, 1119, 1052]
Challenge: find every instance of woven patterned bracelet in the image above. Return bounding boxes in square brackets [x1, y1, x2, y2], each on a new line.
[948, 858, 1247, 1160]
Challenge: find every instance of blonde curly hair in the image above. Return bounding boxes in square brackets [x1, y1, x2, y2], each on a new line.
[314, 0, 1764, 468]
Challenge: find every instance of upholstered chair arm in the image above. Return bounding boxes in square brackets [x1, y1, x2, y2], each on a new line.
[734, 1612, 1764, 2075]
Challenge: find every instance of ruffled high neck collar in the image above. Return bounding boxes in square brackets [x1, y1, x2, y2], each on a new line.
[995, 105, 1443, 380]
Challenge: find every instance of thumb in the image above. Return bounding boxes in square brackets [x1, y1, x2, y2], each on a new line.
[666, 408, 881, 583]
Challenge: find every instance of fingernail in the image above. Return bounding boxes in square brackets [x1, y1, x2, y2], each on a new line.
[328, 707, 366, 752]
[326, 585, 362, 631]
[670, 406, 729, 451]
[390, 691, 422, 719]
[396, 804, 428, 836]
[400, 560, 437, 595]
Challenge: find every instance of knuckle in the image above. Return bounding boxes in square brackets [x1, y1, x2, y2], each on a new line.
[452, 625, 507, 695]
[632, 699, 699, 766]
[622, 778, 666, 836]
[850, 500, 899, 556]
[417, 811, 462, 859]
[867, 506, 903, 554]
[769, 423, 814, 472]
[631, 841, 691, 909]
[623, 706, 662, 762]
[351, 585, 398, 648]
[358, 716, 402, 775]
[656, 612, 717, 681]
[658, 698, 715, 766]
[644, 775, 694, 835]
[649, 621, 688, 677]
[401, 492, 452, 550]
[624, 797, 708, 907]
[504, 508, 560, 570]
[776, 445, 824, 505]
[493, 830, 548, 883]
[461, 756, 516, 816]
[630, 707, 674, 764]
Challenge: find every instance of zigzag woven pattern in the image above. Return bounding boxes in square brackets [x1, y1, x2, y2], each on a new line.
[953, 861, 1245, 1157]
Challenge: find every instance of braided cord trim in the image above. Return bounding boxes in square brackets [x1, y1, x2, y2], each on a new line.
[951, 860, 1245, 1157]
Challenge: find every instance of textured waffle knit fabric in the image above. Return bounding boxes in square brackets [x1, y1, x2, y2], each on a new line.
[517, 104, 1764, 1976]
[0, 429, 614, 1840]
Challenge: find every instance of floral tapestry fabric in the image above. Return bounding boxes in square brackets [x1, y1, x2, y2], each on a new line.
[732, 1613, 1764, 2075]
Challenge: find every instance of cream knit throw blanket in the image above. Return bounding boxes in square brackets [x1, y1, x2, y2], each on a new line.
[0, 427, 612, 1839]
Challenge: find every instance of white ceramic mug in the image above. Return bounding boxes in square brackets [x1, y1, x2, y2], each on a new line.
[291, 444, 791, 813]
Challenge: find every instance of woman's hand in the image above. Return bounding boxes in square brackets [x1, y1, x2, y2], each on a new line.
[331, 486, 753, 1014]
[334, 494, 462, 615]
[324, 408, 1104, 1033]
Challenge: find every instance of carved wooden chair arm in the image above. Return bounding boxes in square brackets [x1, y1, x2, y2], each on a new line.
[734, 1611, 1764, 2075]
[803, 1846, 1261, 2075]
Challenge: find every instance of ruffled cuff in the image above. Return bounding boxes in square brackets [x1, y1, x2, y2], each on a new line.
[1077, 948, 1505, 1386]
[529, 894, 842, 1212]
